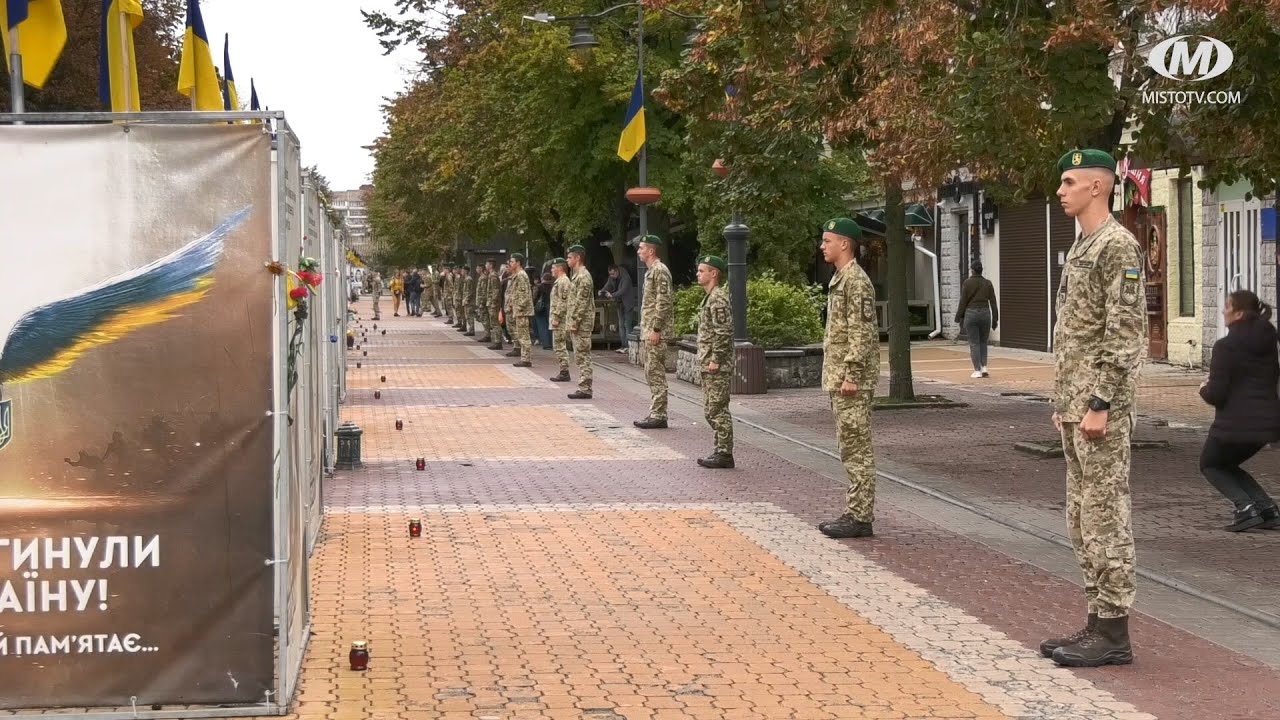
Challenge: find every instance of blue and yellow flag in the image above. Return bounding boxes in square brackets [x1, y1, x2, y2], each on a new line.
[176, 0, 221, 110]
[97, 0, 142, 111]
[0, 0, 67, 89]
[221, 32, 239, 111]
[249, 78, 260, 110]
[616, 70, 646, 162]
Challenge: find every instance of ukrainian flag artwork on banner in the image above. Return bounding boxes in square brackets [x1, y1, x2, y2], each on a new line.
[616, 70, 646, 163]
[0, 0, 67, 89]
[98, 0, 143, 111]
[222, 33, 239, 111]
[176, 0, 221, 110]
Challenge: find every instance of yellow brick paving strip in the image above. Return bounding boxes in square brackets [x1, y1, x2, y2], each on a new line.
[346, 365, 546, 391]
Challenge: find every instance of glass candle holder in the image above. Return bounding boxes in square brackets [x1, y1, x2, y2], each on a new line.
[415, 458, 425, 471]
[349, 641, 369, 671]
[395, 420, 404, 430]
[409, 519, 422, 538]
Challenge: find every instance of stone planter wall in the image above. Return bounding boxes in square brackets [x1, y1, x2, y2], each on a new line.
[672, 341, 824, 390]
[626, 335, 678, 373]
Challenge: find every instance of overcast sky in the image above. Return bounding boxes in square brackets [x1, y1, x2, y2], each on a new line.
[200, 0, 421, 191]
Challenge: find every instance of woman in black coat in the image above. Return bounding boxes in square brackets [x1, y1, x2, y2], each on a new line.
[1199, 289, 1280, 531]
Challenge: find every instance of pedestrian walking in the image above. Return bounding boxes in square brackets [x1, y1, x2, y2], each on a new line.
[695, 255, 734, 468]
[633, 235, 672, 429]
[390, 272, 404, 317]
[370, 271, 384, 321]
[816, 218, 880, 540]
[955, 260, 998, 377]
[1041, 148, 1147, 668]
[601, 264, 636, 352]
[566, 244, 595, 399]
[409, 269, 424, 316]
[549, 258, 572, 381]
[534, 272, 554, 349]
[1199, 288, 1280, 532]
[504, 254, 534, 367]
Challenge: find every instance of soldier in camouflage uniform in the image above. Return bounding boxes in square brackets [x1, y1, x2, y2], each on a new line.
[695, 255, 735, 468]
[441, 265, 455, 324]
[817, 218, 881, 540]
[566, 245, 595, 399]
[460, 266, 476, 334]
[453, 267, 468, 330]
[1040, 149, 1147, 669]
[486, 261, 504, 350]
[505, 254, 534, 366]
[475, 264, 491, 342]
[428, 266, 441, 317]
[549, 258, 573, 381]
[633, 235, 673, 429]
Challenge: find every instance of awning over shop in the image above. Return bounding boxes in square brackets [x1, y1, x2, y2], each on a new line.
[852, 203, 934, 238]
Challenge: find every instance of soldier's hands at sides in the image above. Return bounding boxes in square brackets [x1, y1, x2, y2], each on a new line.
[570, 323, 578, 332]
[552, 319, 559, 329]
[1052, 412, 1062, 433]
[707, 361, 720, 374]
[840, 380, 859, 396]
[648, 331, 662, 346]
[1080, 409, 1109, 440]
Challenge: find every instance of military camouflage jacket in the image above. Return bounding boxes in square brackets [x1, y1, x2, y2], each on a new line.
[454, 273, 465, 304]
[475, 272, 490, 307]
[462, 273, 474, 304]
[697, 284, 734, 370]
[822, 260, 879, 393]
[486, 271, 501, 306]
[551, 275, 571, 325]
[1053, 215, 1147, 422]
[443, 273, 454, 301]
[640, 260, 674, 337]
[508, 269, 534, 317]
[569, 267, 595, 329]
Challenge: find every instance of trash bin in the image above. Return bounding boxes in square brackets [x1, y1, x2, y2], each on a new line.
[731, 344, 766, 395]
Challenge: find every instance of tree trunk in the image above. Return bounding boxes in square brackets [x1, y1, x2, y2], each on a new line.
[884, 180, 915, 401]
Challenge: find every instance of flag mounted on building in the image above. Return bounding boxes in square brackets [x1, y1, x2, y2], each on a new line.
[616, 70, 646, 162]
[176, 0, 221, 110]
[249, 78, 259, 110]
[1, 0, 67, 89]
[98, 0, 143, 111]
[221, 33, 239, 111]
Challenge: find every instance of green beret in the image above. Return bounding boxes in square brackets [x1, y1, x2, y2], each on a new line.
[553, 257, 567, 266]
[698, 255, 727, 274]
[639, 235, 662, 246]
[567, 244, 586, 256]
[823, 217, 862, 240]
[1057, 148, 1116, 174]
[510, 252, 526, 264]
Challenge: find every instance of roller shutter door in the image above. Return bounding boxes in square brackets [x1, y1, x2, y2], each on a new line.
[998, 200, 1049, 351]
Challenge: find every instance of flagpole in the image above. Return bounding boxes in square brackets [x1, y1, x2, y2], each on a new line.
[7, 27, 23, 113]
[117, 12, 132, 111]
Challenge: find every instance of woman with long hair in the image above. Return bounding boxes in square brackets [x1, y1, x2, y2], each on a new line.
[954, 260, 999, 378]
[1199, 289, 1280, 531]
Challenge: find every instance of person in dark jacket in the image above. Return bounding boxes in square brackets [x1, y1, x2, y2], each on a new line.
[533, 272, 554, 349]
[954, 261, 999, 378]
[1199, 289, 1280, 531]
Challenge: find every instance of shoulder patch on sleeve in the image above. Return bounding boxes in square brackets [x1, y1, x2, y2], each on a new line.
[1123, 268, 1140, 281]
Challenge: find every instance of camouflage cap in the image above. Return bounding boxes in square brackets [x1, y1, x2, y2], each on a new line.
[698, 255, 727, 274]
[639, 235, 662, 246]
[823, 217, 862, 240]
[1057, 148, 1116, 175]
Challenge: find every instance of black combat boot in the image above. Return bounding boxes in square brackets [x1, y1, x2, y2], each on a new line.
[1039, 613, 1098, 658]
[505, 349, 520, 358]
[464, 330, 475, 336]
[478, 335, 492, 343]
[1226, 503, 1267, 532]
[696, 453, 734, 469]
[488, 342, 504, 351]
[550, 370, 571, 382]
[818, 514, 873, 539]
[633, 417, 669, 429]
[1260, 505, 1279, 529]
[567, 390, 592, 400]
[512, 361, 532, 368]
[1051, 615, 1132, 667]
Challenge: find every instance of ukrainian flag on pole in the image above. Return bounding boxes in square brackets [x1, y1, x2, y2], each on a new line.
[176, 0, 221, 110]
[221, 33, 239, 111]
[616, 70, 646, 162]
[98, 0, 143, 111]
[0, 0, 67, 89]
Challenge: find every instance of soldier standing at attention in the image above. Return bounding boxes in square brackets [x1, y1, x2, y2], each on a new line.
[549, 258, 573, 382]
[454, 267, 468, 331]
[486, 261, 504, 350]
[370, 271, 384, 321]
[427, 266, 441, 317]
[441, 265, 455, 324]
[695, 255, 735, 468]
[459, 266, 474, 334]
[817, 218, 881, 540]
[634, 235, 673, 429]
[505, 254, 534, 367]
[566, 245, 595, 399]
[476, 264, 491, 342]
[1040, 149, 1146, 668]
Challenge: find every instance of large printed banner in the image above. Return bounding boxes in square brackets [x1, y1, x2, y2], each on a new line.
[0, 125, 275, 708]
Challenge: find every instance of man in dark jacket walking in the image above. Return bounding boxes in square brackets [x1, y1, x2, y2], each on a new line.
[600, 265, 636, 352]
[1199, 288, 1280, 531]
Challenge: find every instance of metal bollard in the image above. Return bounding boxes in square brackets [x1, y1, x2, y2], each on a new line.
[334, 421, 363, 469]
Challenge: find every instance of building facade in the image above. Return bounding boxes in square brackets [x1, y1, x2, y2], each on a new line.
[332, 185, 375, 258]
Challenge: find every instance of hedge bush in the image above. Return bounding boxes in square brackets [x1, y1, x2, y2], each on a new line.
[671, 272, 824, 350]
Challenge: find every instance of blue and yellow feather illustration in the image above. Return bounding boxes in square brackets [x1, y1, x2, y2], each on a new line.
[0, 208, 250, 386]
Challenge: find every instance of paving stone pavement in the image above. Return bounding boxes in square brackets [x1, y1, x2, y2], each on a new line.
[262, 302, 1280, 720]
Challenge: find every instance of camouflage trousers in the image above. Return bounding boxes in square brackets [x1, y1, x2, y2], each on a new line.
[477, 304, 489, 335]
[831, 390, 875, 523]
[1061, 417, 1136, 618]
[645, 342, 669, 420]
[512, 315, 532, 362]
[552, 324, 570, 371]
[371, 292, 381, 318]
[703, 370, 733, 454]
[572, 326, 593, 392]
[466, 303, 477, 332]
[489, 306, 502, 343]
